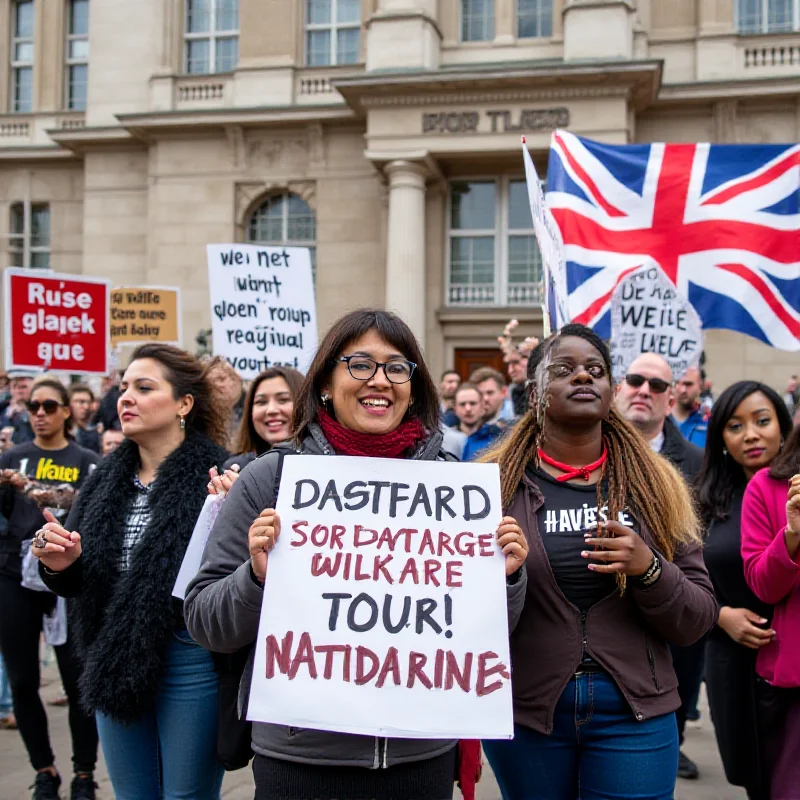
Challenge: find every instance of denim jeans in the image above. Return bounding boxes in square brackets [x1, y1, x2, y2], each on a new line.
[0, 652, 12, 717]
[483, 671, 679, 800]
[96, 630, 224, 800]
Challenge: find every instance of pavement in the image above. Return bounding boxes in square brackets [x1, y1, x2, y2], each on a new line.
[1, 666, 745, 800]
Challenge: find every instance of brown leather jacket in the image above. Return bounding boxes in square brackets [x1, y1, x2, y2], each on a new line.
[507, 471, 718, 734]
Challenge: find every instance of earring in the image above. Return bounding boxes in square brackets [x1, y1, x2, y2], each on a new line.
[780, 437, 785, 451]
[180, 416, 186, 431]
[321, 393, 330, 404]
[722, 448, 728, 456]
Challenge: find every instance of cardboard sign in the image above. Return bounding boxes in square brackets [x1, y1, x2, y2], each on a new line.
[610, 263, 704, 383]
[110, 286, 181, 346]
[4, 269, 109, 375]
[247, 455, 514, 740]
[522, 141, 569, 333]
[206, 245, 317, 379]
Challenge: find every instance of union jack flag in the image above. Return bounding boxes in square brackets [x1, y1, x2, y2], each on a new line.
[546, 130, 800, 350]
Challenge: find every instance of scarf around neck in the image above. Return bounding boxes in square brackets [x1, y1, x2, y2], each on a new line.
[318, 409, 426, 458]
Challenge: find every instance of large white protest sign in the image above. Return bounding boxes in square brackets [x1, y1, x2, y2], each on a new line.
[247, 455, 513, 740]
[610, 263, 703, 383]
[206, 244, 317, 379]
[172, 494, 224, 600]
[522, 140, 569, 333]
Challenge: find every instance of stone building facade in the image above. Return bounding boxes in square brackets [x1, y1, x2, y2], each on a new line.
[0, 0, 797, 388]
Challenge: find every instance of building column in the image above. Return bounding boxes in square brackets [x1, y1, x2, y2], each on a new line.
[384, 160, 427, 348]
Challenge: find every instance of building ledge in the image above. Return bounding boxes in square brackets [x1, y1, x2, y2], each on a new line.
[658, 74, 800, 103]
[437, 306, 544, 324]
[0, 145, 79, 161]
[46, 125, 139, 153]
[114, 104, 357, 138]
[334, 59, 664, 113]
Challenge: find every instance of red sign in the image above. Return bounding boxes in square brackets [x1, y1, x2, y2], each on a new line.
[4, 269, 110, 374]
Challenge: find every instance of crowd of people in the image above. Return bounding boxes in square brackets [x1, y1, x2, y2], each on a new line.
[0, 310, 797, 800]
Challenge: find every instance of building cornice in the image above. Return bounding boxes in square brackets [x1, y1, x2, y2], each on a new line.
[334, 60, 664, 113]
[658, 75, 800, 104]
[114, 105, 356, 139]
[45, 125, 140, 153]
[0, 145, 80, 161]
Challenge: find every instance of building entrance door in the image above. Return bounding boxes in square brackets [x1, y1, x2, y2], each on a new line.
[454, 348, 507, 382]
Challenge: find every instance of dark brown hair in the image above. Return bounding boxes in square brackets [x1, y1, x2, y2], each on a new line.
[69, 383, 95, 402]
[233, 367, 304, 456]
[31, 377, 72, 438]
[129, 343, 227, 446]
[771, 425, 800, 480]
[293, 309, 440, 441]
[469, 367, 506, 388]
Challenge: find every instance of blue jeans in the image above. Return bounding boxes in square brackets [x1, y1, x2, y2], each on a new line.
[96, 631, 224, 800]
[484, 672, 678, 800]
[0, 652, 12, 717]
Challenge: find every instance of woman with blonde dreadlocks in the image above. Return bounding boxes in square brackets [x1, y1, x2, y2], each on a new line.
[481, 324, 717, 800]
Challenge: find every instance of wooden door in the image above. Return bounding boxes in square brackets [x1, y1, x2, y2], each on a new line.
[454, 348, 506, 382]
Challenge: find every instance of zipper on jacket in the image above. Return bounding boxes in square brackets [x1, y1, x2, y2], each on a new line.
[645, 639, 660, 690]
[371, 737, 380, 769]
[580, 611, 588, 661]
[382, 737, 389, 768]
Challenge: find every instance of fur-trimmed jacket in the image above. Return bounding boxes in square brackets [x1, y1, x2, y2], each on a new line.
[40, 433, 228, 723]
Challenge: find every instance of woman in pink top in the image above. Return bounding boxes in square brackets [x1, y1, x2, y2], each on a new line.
[741, 425, 800, 800]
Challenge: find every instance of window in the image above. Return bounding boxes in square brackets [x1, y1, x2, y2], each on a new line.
[305, 0, 361, 66]
[184, 0, 239, 74]
[461, 0, 494, 41]
[447, 179, 542, 306]
[737, 0, 799, 33]
[9, 202, 51, 269]
[11, 0, 34, 112]
[66, 0, 89, 110]
[247, 193, 316, 279]
[518, 0, 552, 38]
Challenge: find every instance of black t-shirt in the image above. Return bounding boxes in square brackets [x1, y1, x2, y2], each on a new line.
[526, 466, 640, 611]
[75, 425, 102, 454]
[0, 441, 99, 579]
[704, 488, 771, 640]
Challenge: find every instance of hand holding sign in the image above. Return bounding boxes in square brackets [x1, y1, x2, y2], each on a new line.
[250, 509, 281, 582]
[496, 516, 528, 576]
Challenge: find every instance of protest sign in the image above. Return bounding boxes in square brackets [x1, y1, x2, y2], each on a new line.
[522, 140, 569, 333]
[206, 245, 317, 379]
[172, 494, 224, 600]
[110, 286, 181, 347]
[610, 263, 703, 383]
[247, 455, 513, 740]
[3, 269, 109, 374]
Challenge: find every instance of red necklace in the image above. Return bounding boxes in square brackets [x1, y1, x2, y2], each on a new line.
[537, 444, 608, 483]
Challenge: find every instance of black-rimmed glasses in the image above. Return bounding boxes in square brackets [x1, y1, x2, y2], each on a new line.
[27, 400, 64, 415]
[339, 356, 416, 385]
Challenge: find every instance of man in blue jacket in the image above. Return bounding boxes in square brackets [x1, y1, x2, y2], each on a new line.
[451, 383, 503, 462]
[672, 367, 708, 448]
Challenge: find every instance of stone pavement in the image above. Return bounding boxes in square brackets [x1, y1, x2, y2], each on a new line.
[1, 667, 745, 799]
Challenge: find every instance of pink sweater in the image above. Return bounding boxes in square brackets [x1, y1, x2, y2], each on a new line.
[741, 468, 800, 688]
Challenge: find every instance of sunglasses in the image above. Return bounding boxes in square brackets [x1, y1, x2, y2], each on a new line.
[624, 374, 671, 394]
[27, 400, 64, 415]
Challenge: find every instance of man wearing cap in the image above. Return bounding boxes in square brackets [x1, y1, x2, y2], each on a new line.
[0, 371, 36, 445]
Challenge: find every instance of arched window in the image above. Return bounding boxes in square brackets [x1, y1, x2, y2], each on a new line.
[247, 192, 317, 279]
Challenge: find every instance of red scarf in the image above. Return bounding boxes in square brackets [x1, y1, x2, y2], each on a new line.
[318, 409, 426, 458]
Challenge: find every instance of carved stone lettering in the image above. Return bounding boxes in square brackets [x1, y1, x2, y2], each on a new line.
[422, 107, 570, 134]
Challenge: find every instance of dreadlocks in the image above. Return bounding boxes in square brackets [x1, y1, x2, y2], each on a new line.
[481, 323, 701, 591]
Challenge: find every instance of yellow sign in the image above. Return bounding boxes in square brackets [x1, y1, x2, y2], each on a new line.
[110, 286, 181, 346]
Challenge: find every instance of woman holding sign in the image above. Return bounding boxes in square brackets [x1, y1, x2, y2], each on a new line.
[696, 381, 791, 800]
[481, 323, 717, 800]
[185, 309, 528, 800]
[32, 344, 229, 800]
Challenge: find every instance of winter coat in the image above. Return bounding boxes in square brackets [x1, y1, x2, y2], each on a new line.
[40, 432, 228, 722]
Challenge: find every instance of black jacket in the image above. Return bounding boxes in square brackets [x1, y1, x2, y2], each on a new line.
[41, 433, 228, 722]
[660, 416, 704, 484]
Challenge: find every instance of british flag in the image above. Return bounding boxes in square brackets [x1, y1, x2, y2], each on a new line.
[546, 130, 800, 350]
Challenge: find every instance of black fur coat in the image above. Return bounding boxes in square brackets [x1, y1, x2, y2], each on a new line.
[62, 433, 228, 722]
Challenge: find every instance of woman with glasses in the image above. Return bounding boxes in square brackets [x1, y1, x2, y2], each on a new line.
[0, 378, 99, 800]
[186, 309, 528, 800]
[479, 325, 717, 800]
[696, 381, 792, 799]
